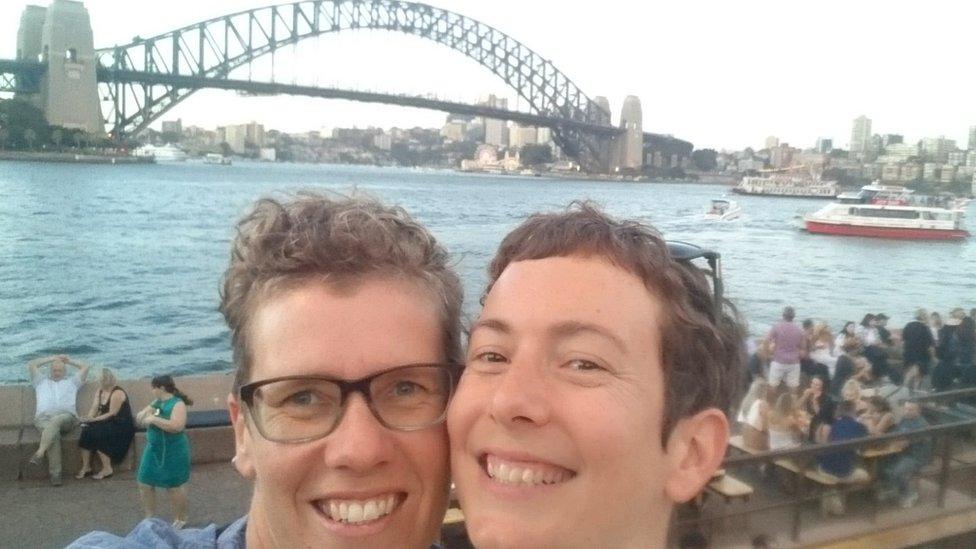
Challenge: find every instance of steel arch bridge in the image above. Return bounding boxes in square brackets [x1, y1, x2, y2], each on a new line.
[95, 0, 615, 171]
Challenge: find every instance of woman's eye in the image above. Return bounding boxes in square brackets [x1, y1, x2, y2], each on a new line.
[476, 351, 507, 363]
[566, 359, 604, 372]
[284, 391, 320, 407]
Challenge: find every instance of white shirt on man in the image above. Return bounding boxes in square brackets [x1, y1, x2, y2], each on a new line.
[33, 373, 83, 418]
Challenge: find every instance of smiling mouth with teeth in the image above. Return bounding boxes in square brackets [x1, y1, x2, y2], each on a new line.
[321, 494, 400, 525]
[484, 455, 576, 486]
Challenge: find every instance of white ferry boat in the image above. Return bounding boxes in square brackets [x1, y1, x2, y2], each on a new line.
[803, 184, 969, 240]
[733, 175, 838, 198]
[704, 199, 741, 221]
[132, 143, 188, 162]
[204, 153, 232, 165]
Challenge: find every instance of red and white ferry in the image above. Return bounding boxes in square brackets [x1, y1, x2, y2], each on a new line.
[803, 184, 970, 240]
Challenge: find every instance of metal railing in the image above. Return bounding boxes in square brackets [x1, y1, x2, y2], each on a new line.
[676, 387, 976, 542]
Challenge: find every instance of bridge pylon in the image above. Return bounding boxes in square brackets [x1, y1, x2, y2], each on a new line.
[16, 0, 103, 135]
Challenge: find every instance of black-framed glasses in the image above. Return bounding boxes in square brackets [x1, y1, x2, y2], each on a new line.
[666, 241, 724, 316]
[238, 363, 457, 443]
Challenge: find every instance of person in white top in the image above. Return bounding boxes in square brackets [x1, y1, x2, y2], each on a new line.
[27, 354, 90, 486]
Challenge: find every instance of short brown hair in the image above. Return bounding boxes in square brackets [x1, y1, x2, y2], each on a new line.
[219, 192, 463, 390]
[485, 201, 743, 442]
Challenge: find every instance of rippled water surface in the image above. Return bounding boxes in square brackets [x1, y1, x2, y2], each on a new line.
[2, 161, 974, 382]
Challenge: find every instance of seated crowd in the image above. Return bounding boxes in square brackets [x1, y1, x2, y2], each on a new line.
[737, 304, 975, 512]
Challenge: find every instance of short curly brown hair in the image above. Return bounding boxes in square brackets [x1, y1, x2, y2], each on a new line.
[219, 192, 463, 391]
[484, 201, 744, 442]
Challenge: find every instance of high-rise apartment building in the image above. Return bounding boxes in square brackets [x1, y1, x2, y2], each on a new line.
[816, 138, 833, 153]
[969, 126, 976, 151]
[764, 136, 779, 150]
[480, 94, 509, 147]
[849, 116, 872, 161]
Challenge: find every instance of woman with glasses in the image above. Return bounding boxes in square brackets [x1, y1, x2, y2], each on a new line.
[449, 202, 743, 548]
[69, 193, 462, 549]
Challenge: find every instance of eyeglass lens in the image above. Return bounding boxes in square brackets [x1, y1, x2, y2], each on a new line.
[248, 365, 452, 442]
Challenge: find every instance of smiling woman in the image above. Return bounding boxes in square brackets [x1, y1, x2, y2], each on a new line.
[449, 201, 744, 548]
[68, 192, 463, 549]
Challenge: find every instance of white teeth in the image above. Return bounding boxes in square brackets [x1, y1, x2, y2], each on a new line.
[485, 456, 573, 486]
[324, 495, 398, 524]
[362, 501, 378, 521]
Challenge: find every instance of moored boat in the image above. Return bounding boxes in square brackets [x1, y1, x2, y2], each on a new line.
[803, 184, 969, 240]
[132, 143, 188, 162]
[733, 175, 838, 198]
[204, 153, 232, 165]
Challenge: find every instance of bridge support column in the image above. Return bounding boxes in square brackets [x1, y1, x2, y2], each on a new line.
[17, 0, 103, 135]
[611, 95, 644, 174]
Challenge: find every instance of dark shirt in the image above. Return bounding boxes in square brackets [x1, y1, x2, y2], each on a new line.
[902, 321, 934, 364]
[818, 416, 867, 477]
[878, 325, 893, 346]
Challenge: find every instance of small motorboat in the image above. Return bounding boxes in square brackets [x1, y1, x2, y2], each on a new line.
[704, 199, 742, 221]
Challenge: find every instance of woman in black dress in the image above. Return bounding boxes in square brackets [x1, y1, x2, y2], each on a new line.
[76, 367, 135, 479]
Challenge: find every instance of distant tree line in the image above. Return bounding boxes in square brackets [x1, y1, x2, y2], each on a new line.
[0, 98, 109, 151]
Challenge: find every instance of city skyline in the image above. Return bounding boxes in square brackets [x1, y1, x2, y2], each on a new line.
[3, 0, 976, 150]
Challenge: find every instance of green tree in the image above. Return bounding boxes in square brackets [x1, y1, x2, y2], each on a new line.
[0, 98, 49, 149]
[51, 128, 63, 151]
[520, 143, 552, 166]
[691, 148, 718, 171]
[24, 128, 37, 150]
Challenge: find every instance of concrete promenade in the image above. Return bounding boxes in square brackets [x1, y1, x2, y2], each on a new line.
[0, 461, 250, 548]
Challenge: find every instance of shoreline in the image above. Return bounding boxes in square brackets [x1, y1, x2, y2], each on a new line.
[0, 150, 155, 164]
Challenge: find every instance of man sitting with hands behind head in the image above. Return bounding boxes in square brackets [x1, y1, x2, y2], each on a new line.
[27, 354, 90, 486]
[449, 202, 743, 548]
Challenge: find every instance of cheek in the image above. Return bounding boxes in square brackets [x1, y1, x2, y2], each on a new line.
[447, 374, 489, 445]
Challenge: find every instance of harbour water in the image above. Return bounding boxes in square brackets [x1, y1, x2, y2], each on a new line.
[2, 160, 974, 383]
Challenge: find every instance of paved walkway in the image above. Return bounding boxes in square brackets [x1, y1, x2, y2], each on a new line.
[0, 462, 250, 549]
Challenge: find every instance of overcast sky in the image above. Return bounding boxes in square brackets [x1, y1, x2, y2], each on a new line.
[3, 0, 975, 150]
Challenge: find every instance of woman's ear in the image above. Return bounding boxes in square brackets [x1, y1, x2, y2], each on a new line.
[663, 408, 729, 503]
[228, 393, 256, 480]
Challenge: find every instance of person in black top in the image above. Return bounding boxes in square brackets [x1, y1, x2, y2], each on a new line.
[902, 308, 935, 391]
[76, 367, 135, 480]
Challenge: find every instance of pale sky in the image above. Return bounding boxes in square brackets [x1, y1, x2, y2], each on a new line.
[3, 0, 975, 150]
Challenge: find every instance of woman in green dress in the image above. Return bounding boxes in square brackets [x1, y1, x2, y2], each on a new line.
[135, 375, 193, 529]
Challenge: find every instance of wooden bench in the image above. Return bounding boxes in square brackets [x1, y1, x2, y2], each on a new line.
[706, 473, 754, 503]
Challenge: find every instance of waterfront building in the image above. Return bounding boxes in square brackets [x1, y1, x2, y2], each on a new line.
[765, 136, 780, 150]
[508, 124, 538, 148]
[769, 144, 794, 169]
[901, 163, 922, 182]
[940, 165, 956, 184]
[947, 151, 967, 167]
[861, 163, 882, 180]
[223, 121, 266, 154]
[161, 119, 182, 135]
[923, 162, 940, 182]
[440, 120, 466, 142]
[882, 142, 919, 162]
[372, 132, 392, 151]
[969, 126, 976, 151]
[882, 134, 904, 147]
[922, 136, 955, 163]
[849, 116, 872, 161]
[881, 163, 901, 182]
[479, 94, 508, 148]
[537, 127, 553, 146]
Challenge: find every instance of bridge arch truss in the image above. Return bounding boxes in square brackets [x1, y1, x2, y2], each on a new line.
[97, 0, 613, 170]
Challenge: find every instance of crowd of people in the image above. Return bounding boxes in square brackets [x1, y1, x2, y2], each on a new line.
[738, 304, 976, 512]
[25, 357, 192, 526]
